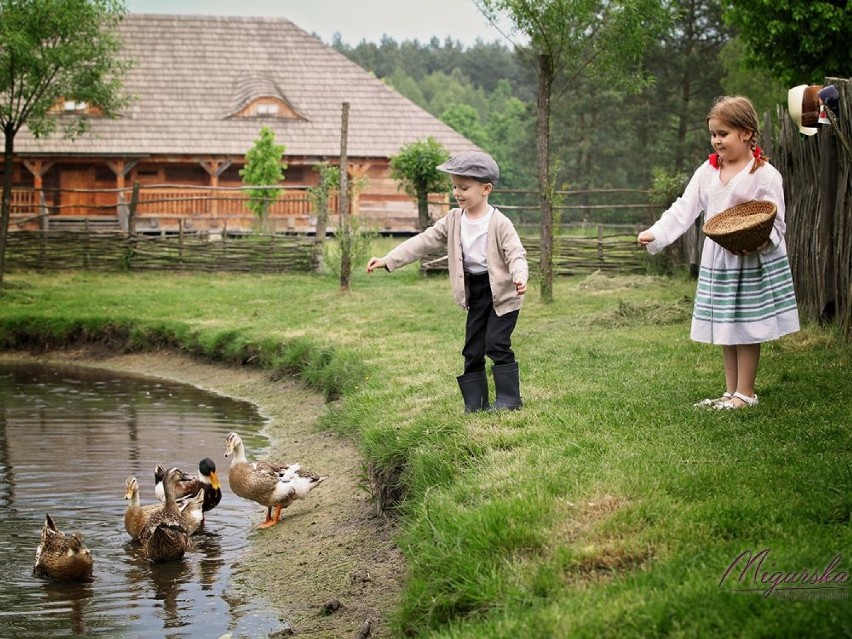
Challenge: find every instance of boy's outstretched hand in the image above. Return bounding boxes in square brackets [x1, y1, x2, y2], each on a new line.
[515, 280, 526, 295]
[366, 257, 386, 273]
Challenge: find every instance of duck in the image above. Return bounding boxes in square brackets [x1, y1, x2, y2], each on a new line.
[33, 513, 93, 581]
[224, 431, 326, 529]
[138, 467, 193, 562]
[124, 476, 204, 540]
[154, 457, 222, 517]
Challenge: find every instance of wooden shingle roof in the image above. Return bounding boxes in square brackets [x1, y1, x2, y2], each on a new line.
[16, 14, 480, 158]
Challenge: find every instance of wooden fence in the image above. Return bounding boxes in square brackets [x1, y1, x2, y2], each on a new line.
[8, 184, 326, 235]
[421, 224, 648, 276]
[4, 230, 319, 273]
[777, 77, 852, 340]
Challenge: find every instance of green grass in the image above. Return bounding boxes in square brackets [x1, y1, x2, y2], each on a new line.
[0, 261, 849, 638]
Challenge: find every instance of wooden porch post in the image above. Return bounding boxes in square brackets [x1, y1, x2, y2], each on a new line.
[201, 158, 232, 218]
[106, 159, 138, 232]
[22, 160, 54, 228]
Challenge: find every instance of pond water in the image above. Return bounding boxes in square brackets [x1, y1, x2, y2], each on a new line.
[0, 360, 288, 638]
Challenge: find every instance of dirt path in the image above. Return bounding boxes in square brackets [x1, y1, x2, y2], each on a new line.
[0, 349, 405, 639]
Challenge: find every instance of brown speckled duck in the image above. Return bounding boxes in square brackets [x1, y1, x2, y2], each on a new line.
[138, 467, 193, 562]
[124, 476, 204, 541]
[33, 514, 93, 581]
[224, 431, 326, 529]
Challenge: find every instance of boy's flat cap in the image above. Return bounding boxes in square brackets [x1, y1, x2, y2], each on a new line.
[436, 151, 500, 183]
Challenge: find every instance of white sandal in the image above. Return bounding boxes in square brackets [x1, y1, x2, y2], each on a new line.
[715, 391, 759, 409]
[693, 391, 733, 407]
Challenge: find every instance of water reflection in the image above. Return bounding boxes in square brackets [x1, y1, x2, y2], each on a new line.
[42, 581, 94, 636]
[0, 361, 284, 638]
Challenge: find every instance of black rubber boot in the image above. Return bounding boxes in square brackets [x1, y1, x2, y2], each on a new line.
[457, 370, 489, 413]
[489, 362, 522, 411]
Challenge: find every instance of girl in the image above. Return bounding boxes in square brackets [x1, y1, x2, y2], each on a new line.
[638, 96, 799, 409]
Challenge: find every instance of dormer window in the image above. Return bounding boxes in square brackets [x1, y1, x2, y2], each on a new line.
[228, 74, 306, 121]
[50, 98, 101, 115]
[257, 103, 279, 116]
[64, 100, 89, 112]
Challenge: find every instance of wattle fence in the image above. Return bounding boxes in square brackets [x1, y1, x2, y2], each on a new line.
[4, 230, 318, 273]
[777, 76, 852, 340]
[421, 224, 648, 276]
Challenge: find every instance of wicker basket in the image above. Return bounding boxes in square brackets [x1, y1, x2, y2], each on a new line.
[703, 200, 777, 252]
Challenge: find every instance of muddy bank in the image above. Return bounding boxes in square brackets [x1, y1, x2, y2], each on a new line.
[0, 349, 405, 639]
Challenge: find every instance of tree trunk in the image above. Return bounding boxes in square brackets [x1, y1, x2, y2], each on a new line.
[338, 102, 351, 292]
[417, 190, 430, 231]
[0, 126, 16, 286]
[674, 65, 693, 173]
[537, 54, 554, 303]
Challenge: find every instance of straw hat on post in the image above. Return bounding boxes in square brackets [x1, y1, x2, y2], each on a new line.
[787, 84, 822, 136]
[703, 200, 777, 252]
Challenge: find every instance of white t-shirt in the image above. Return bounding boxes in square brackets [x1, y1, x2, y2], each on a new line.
[461, 207, 493, 274]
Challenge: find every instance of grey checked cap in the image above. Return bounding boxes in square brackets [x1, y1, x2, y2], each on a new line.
[436, 151, 500, 183]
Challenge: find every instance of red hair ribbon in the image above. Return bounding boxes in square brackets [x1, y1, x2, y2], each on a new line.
[708, 146, 761, 169]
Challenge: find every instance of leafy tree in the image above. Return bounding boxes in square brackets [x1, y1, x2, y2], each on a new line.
[239, 127, 286, 233]
[308, 161, 340, 271]
[475, 0, 671, 302]
[335, 36, 536, 194]
[719, 36, 787, 117]
[389, 138, 451, 231]
[646, 0, 730, 173]
[440, 104, 491, 149]
[418, 69, 490, 120]
[723, 0, 852, 85]
[384, 68, 427, 108]
[0, 0, 130, 285]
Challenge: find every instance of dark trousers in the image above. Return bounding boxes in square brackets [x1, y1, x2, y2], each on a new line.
[462, 272, 519, 374]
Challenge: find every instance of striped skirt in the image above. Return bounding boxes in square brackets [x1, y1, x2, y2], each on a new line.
[691, 252, 800, 345]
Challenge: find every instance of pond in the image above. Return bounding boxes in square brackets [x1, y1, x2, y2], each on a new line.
[0, 360, 289, 638]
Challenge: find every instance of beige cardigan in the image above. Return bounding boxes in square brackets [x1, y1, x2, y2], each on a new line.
[382, 207, 528, 316]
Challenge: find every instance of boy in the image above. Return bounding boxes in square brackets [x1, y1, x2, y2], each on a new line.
[366, 151, 528, 412]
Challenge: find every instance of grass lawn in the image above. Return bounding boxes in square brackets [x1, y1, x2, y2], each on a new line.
[0, 257, 849, 638]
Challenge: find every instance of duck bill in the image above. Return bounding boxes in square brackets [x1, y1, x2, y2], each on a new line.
[208, 470, 221, 490]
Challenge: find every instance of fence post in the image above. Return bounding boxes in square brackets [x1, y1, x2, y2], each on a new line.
[39, 191, 48, 270]
[222, 220, 228, 263]
[117, 191, 129, 232]
[128, 182, 139, 236]
[125, 182, 140, 271]
[763, 111, 773, 160]
[40, 191, 49, 232]
[84, 218, 91, 269]
[178, 217, 184, 266]
[338, 101, 351, 292]
[597, 224, 604, 262]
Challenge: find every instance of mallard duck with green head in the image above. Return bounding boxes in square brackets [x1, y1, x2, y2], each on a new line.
[224, 431, 326, 528]
[33, 514, 93, 581]
[154, 457, 222, 518]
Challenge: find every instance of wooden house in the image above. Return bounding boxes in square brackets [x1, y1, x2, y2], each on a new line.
[4, 14, 479, 234]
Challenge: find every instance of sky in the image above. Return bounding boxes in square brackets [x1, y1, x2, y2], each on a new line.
[124, 0, 512, 47]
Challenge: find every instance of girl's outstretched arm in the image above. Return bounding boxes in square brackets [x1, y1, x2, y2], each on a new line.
[637, 230, 656, 246]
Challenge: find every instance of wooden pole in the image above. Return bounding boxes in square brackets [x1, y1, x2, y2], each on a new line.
[338, 102, 351, 292]
[128, 182, 139, 236]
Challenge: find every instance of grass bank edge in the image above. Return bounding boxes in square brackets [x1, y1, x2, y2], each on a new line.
[0, 314, 363, 403]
